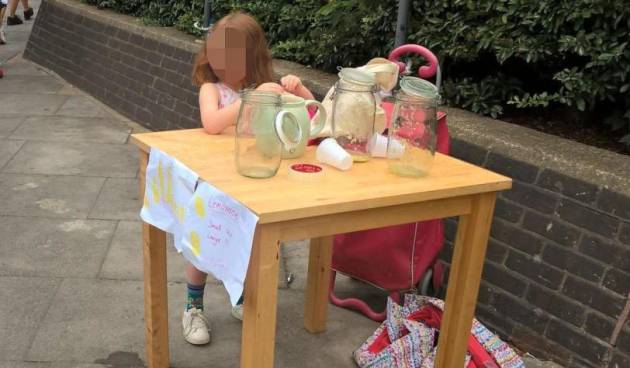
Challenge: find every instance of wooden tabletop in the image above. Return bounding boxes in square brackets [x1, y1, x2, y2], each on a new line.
[131, 129, 511, 224]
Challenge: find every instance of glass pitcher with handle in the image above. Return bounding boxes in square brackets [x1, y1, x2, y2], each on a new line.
[235, 91, 301, 178]
[280, 94, 327, 159]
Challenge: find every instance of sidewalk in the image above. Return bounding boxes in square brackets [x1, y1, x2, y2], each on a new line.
[0, 3, 385, 367]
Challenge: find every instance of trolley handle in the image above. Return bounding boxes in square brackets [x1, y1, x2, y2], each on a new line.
[388, 44, 441, 91]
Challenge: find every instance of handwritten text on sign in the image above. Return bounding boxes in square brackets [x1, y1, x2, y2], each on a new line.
[181, 181, 259, 306]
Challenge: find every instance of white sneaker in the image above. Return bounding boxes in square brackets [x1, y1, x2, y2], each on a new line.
[182, 308, 211, 345]
[231, 303, 243, 321]
[0, 28, 6, 45]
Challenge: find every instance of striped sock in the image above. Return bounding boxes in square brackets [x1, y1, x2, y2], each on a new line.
[186, 283, 205, 311]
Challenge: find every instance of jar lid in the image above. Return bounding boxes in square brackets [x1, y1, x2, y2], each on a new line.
[338, 67, 376, 86]
[399, 76, 438, 100]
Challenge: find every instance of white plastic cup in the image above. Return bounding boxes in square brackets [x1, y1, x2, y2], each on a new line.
[387, 137, 405, 159]
[316, 138, 353, 171]
[368, 133, 388, 157]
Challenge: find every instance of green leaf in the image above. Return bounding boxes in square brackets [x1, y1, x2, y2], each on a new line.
[576, 98, 586, 111]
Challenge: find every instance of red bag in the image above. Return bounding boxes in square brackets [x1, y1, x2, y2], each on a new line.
[330, 105, 449, 321]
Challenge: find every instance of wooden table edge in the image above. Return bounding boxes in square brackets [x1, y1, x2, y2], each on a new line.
[131, 133, 150, 153]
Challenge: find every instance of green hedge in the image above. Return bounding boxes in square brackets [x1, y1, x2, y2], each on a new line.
[83, 0, 630, 144]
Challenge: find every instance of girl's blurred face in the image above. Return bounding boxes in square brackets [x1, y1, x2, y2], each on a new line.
[206, 26, 247, 88]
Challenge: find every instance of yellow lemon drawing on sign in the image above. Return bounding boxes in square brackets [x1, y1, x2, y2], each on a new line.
[175, 205, 185, 223]
[194, 196, 205, 218]
[151, 180, 160, 204]
[157, 160, 164, 199]
[189, 231, 201, 256]
[143, 195, 150, 209]
[165, 169, 174, 206]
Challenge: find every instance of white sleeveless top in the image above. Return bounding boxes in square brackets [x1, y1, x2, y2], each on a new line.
[215, 83, 240, 109]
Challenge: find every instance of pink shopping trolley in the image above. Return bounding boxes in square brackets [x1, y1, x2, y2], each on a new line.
[329, 44, 450, 322]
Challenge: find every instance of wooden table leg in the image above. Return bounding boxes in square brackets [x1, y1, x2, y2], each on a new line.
[241, 224, 281, 368]
[435, 192, 497, 368]
[139, 149, 170, 368]
[304, 236, 333, 333]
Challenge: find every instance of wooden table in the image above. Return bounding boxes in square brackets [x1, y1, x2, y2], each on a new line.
[131, 128, 511, 368]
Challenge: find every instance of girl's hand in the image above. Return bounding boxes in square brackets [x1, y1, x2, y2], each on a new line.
[256, 82, 285, 94]
[280, 75, 303, 93]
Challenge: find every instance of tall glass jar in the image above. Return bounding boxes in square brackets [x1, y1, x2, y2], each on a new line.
[235, 91, 300, 178]
[387, 77, 438, 177]
[332, 68, 377, 162]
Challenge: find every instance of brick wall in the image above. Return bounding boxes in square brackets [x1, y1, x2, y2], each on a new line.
[25, 1, 630, 367]
[437, 136, 630, 367]
[24, 0, 201, 131]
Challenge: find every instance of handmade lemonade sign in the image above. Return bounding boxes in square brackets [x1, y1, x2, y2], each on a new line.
[181, 181, 259, 306]
[140, 148, 199, 251]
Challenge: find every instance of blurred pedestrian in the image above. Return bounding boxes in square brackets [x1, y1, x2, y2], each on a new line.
[0, 0, 7, 44]
[6, 0, 33, 26]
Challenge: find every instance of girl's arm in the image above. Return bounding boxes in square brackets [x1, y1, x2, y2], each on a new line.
[199, 83, 241, 135]
[281, 75, 315, 100]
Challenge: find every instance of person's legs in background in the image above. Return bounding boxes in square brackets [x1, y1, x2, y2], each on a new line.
[20, 0, 31, 20]
[6, 0, 22, 25]
[0, 1, 7, 44]
[7, 0, 32, 26]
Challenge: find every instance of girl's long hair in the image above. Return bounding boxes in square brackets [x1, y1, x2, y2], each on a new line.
[191, 12, 274, 88]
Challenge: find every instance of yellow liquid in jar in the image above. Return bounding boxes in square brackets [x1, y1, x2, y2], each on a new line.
[238, 166, 276, 178]
[389, 163, 427, 177]
[388, 145, 433, 177]
[351, 154, 370, 163]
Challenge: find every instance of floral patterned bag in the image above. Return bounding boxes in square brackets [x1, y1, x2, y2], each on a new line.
[354, 295, 524, 368]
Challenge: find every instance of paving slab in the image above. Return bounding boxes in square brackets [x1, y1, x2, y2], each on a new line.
[282, 238, 389, 315]
[0, 276, 60, 360]
[89, 178, 141, 221]
[522, 356, 565, 368]
[273, 290, 379, 368]
[26, 278, 147, 363]
[10, 116, 131, 144]
[0, 34, 30, 64]
[166, 287, 379, 368]
[0, 140, 24, 168]
[57, 84, 86, 96]
[0, 217, 116, 278]
[2, 141, 138, 177]
[0, 361, 51, 368]
[51, 364, 109, 368]
[0, 117, 25, 138]
[99, 221, 195, 284]
[0, 94, 69, 116]
[56, 95, 119, 119]
[0, 174, 104, 218]
[1, 58, 49, 76]
[0, 75, 64, 94]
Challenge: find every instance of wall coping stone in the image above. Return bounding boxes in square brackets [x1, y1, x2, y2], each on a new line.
[49, 0, 630, 196]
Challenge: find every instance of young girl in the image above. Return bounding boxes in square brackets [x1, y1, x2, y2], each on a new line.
[187, 11, 316, 346]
